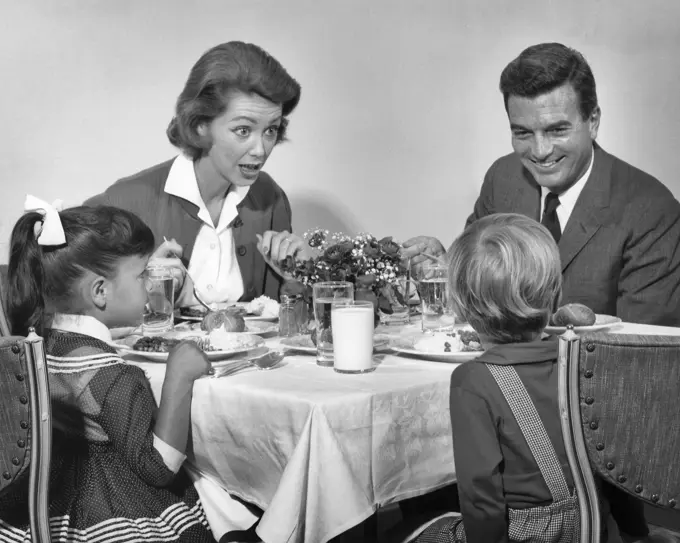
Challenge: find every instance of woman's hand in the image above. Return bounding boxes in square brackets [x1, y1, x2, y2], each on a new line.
[256, 230, 311, 278]
[149, 238, 186, 294]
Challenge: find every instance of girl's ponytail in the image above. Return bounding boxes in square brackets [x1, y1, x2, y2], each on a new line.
[8, 212, 47, 336]
[8, 202, 154, 337]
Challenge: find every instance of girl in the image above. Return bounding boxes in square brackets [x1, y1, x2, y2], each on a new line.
[0, 198, 217, 542]
[407, 213, 578, 543]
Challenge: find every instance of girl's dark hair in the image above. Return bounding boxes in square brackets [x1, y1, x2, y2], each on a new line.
[8, 205, 155, 336]
[167, 41, 302, 160]
[499, 42, 598, 120]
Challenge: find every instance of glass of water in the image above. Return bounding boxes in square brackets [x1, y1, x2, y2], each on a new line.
[415, 263, 455, 333]
[312, 281, 354, 367]
[378, 274, 420, 326]
[142, 266, 175, 335]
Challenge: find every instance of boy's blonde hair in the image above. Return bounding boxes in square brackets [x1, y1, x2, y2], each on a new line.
[446, 213, 562, 343]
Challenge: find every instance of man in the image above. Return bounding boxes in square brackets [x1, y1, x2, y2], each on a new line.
[403, 43, 680, 541]
[404, 42, 680, 326]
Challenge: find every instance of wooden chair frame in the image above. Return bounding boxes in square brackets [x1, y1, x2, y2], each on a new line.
[25, 329, 52, 542]
[558, 328, 601, 543]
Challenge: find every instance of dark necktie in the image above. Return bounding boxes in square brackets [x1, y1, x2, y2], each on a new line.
[541, 192, 561, 243]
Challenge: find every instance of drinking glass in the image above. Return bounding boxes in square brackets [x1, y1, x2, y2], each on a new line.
[331, 301, 376, 374]
[142, 266, 175, 334]
[415, 263, 455, 333]
[378, 277, 418, 326]
[312, 281, 354, 367]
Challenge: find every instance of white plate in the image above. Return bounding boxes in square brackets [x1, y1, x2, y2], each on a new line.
[110, 326, 142, 340]
[177, 304, 278, 323]
[544, 314, 623, 335]
[116, 331, 265, 362]
[390, 334, 483, 363]
[279, 334, 390, 353]
[174, 320, 278, 336]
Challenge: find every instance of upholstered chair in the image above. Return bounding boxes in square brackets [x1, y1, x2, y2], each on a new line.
[558, 329, 680, 542]
[0, 330, 52, 542]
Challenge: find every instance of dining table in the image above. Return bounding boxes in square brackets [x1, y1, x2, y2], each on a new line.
[121, 319, 680, 543]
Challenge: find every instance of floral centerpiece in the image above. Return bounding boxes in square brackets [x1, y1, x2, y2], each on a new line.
[279, 229, 410, 320]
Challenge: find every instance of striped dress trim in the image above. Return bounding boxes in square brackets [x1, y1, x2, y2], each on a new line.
[0, 500, 209, 543]
[47, 353, 127, 374]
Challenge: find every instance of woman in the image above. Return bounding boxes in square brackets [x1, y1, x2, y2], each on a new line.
[86, 41, 308, 307]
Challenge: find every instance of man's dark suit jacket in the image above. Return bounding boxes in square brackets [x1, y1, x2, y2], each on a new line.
[85, 159, 292, 302]
[466, 143, 680, 326]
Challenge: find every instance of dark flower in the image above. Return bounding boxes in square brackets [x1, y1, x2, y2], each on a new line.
[323, 242, 353, 264]
[363, 246, 379, 259]
[279, 255, 297, 273]
[330, 267, 347, 281]
[378, 236, 401, 257]
[356, 274, 377, 288]
[339, 241, 354, 253]
[308, 230, 327, 248]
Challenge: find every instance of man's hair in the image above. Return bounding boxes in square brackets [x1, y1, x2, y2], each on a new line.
[499, 42, 598, 120]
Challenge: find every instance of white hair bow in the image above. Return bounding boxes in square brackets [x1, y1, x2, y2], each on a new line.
[24, 195, 66, 246]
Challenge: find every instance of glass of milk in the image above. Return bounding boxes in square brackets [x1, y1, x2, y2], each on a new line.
[331, 300, 376, 374]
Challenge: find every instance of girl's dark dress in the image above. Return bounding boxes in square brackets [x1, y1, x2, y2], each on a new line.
[0, 329, 215, 542]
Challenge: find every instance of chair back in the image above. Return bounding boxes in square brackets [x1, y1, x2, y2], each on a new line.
[0, 330, 52, 542]
[0, 264, 10, 336]
[559, 330, 680, 541]
[558, 328, 601, 543]
[577, 332, 680, 510]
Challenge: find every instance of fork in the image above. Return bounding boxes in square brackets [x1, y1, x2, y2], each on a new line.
[212, 350, 287, 378]
[163, 236, 216, 312]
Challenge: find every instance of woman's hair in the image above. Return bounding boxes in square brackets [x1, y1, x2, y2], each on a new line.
[446, 213, 562, 343]
[167, 41, 302, 160]
[499, 42, 598, 121]
[8, 206, 155, 336]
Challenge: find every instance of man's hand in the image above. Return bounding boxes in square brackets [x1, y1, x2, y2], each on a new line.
[401, 236, 446, 267]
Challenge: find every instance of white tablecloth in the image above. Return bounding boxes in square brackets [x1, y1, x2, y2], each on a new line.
[126, 321, 680, 543]
[128, 330, 459, 543]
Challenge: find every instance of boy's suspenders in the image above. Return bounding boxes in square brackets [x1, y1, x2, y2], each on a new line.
[485, 364, 571, 503]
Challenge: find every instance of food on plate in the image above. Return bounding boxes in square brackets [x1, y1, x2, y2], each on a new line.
[180, 305, 246, 318]
[132, 336, 212, 352]
[550, 303, 596, 327]
[133, 336, 181, 352]
[132, 331, 259, 354]
[309, 327, 332, 347]
[179, 306, 206, 318]
[414, 329, 483, 354]
[208, 330, 261, 351]
[457, 329, 483, 351]
[200, 310, 246, 333]
[246, 296, 280, 318]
